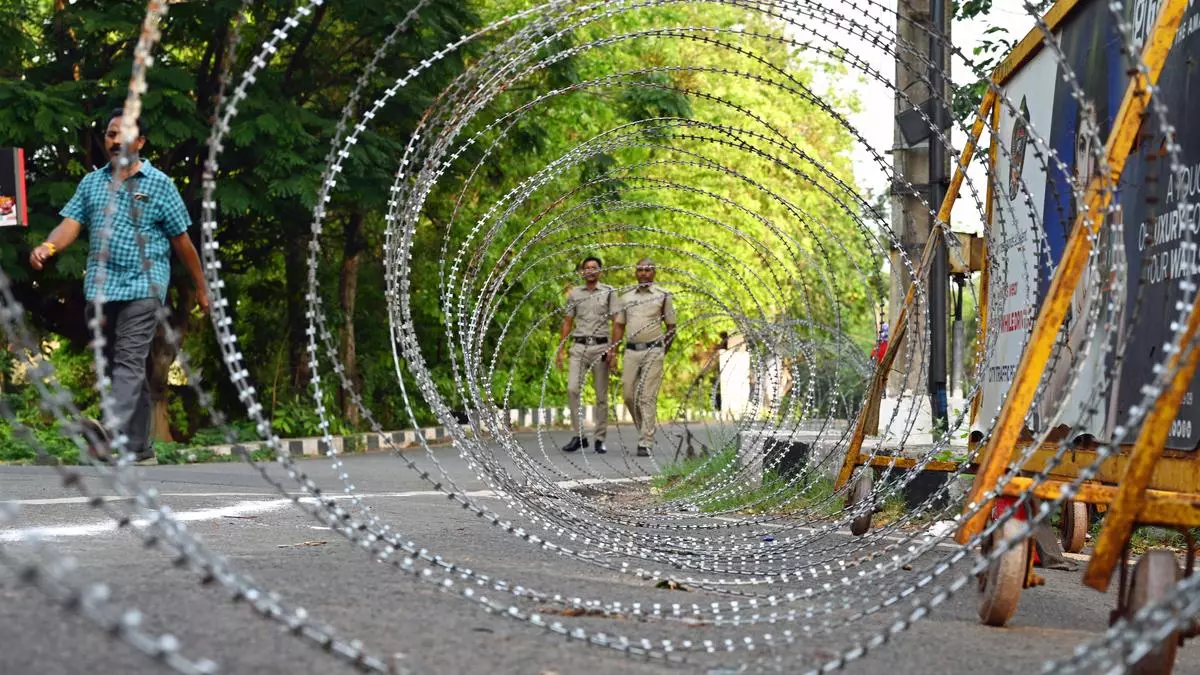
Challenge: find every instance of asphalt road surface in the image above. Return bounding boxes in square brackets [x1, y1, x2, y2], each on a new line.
[2, 429, 1198, 675]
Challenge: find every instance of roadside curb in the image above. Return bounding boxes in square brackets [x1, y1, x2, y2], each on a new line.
[206, 426, 450, 458]
[8, 405, 717, 466]
[193, 405, 712, 458]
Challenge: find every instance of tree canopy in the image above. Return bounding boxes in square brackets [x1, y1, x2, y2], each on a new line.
[0, 0, 876, 459]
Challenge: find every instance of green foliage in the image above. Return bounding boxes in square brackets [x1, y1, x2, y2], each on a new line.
[0, 417, 86, 465]
[654, 445, 843, 517]
[0, 419, 36, 463]
[953, 0, 996, 18]
[462, 2, 876, 416]
[871, 492, 910, 529]
[271, 399, 322, 437]
[1126, 526, 1190, 555]
[951, 0, 1056, 122]
[48, 342, 101, 416]
[933, 448, 968, 463]
[168, 392, 190, 440]
[186, 423, 260, 446]
[652, 446, 737, 498]
[691, 472, 841, 516]
[619, 72, 694, 123]
[2, 1, 875, 451]
[153, 440, 239, 465]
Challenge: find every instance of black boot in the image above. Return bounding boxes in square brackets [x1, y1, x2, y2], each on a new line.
[561, 436, 588, 453]
[593, 440, 607, 454]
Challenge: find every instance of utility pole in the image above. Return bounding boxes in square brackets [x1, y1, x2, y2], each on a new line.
[887, 0, 952, 432]
[927, 0, 950, 430]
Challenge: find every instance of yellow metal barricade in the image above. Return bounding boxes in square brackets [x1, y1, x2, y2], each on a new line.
[840, 3, 1200, 670]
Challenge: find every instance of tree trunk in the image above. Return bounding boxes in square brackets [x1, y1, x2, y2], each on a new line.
[149, 284, 194, 443]
[286, 234, 312, 392]
[148, 327, 177, 443]
[52, 0, 80, 82]
[0, 340, 9, 395]
[339, 212, 365, 426]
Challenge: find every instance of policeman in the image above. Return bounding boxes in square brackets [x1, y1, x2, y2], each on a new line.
[610, 258, 676, 457]
[556, 256, 616, 453]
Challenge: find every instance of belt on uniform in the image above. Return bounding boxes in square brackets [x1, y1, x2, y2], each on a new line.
[572, 336, 609, 345]
[626, 340, 663, 351]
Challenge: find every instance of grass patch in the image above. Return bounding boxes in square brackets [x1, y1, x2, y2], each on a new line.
[652, 446, 846, 516]
[1127, 526, 1191, 555]
[651, 446, 737, 500]
[153, 441, 240, 465]
[695, 472, 844, 516]
[1084, 513, 1199, 556]
[870, 492, 909, 529]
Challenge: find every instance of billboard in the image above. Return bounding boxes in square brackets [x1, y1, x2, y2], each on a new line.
[978, 0, 1200, 449]
[1116, 0, 1200, 448]
[0, 148, 27, 227]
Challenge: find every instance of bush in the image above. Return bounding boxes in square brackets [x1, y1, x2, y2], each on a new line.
[0, 419, 37, 463]
[153, 440, 238, 465]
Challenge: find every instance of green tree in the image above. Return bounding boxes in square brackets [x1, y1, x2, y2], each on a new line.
[0, 0, 480, 437]
[1, 0, 876, 446]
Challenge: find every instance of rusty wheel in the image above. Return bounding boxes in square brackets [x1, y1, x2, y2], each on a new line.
[1059, 500, 1088, 554]
[848, 471, 873, 536]
[979, 518, 1026, 627]
[1129, 550, 1181, 675]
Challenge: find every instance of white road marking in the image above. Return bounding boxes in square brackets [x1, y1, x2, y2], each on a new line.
[1, 492, 275, 506]
[0, 500, 293, 542]
[0, 480, 646, 508]
[0, 490, 501, 508]
[0, 479, 648, 541]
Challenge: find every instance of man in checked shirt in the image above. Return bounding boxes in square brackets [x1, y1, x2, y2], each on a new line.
[29, 109, 209, 465]
[555, 256, 616, 454]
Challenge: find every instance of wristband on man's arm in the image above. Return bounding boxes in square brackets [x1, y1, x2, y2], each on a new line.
[42, 242, 57, 256]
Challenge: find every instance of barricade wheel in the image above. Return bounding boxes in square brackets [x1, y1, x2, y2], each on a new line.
[1129, 550, 1181, 675]
[979, 518, 1025, 627]
[1060, 500, 1088, 554]
[848, 471, 873, 536]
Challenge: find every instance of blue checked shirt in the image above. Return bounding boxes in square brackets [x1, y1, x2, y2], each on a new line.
[60, 160, 191, 303]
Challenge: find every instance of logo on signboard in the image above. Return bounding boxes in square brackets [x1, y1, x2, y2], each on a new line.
[1008, 97, 1031, 200]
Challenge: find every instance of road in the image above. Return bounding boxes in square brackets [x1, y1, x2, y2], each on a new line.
[2, 430, 1198, 675]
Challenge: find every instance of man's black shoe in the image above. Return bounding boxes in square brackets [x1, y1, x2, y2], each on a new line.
[79, 418, 112, 464]
[561, 436, 588, 453]
[593, 441, 607, 454]
[636, 445, 651, 458]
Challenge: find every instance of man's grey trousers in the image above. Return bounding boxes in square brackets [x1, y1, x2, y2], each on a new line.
[87, 298, 160, 459]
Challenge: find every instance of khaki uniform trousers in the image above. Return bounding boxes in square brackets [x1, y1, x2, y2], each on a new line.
[567, 342, 609, 440]
[622, 346, 664, 448]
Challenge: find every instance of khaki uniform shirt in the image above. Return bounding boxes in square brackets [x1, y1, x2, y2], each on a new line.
[616, 284, 676, 343]
[565, 283, 617, 337]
